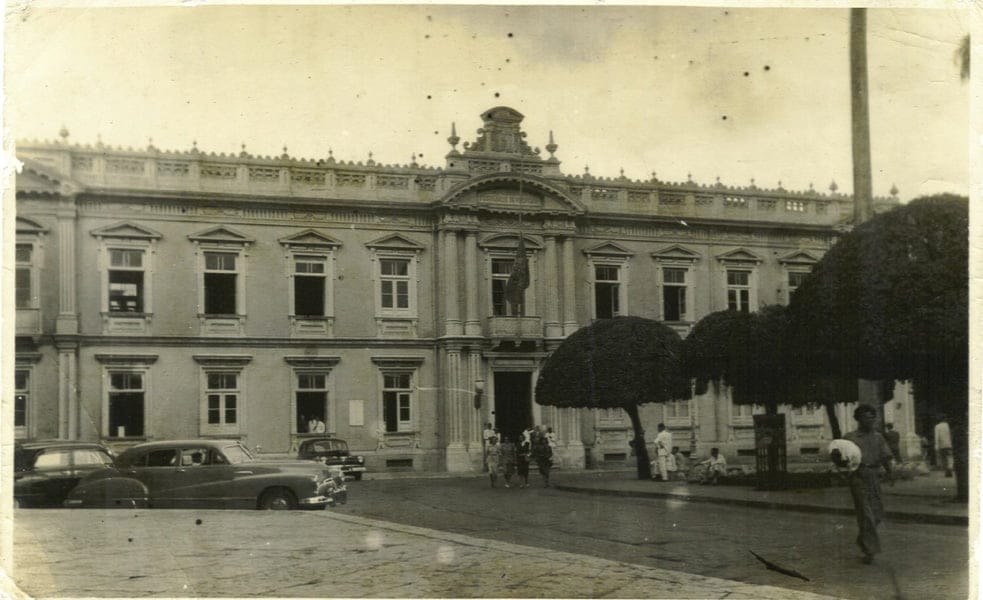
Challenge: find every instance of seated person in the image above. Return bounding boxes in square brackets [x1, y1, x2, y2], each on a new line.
[669, 447, 686, 481]
[666, 446, 678, 481]
[698, 447, 727, 485]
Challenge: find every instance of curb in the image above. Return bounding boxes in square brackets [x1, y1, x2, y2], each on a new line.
[552, 484, 968, 527]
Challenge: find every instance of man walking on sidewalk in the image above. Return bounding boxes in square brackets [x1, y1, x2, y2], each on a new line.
[653, 423, 673, 482]
[832, 405, 894, 565]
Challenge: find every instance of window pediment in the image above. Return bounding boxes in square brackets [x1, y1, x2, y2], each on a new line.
[284, 355, 341, 368]
[364, 233, 425, 252]
[651, 244, 701, 263]
[16, 217, 48, 235]
[778, 250, 820, 265]
[478, 233, 542, 252]
[279, 229, 342, 249]
[583, 241, 633, 258]
[95, 353, 159, 365]
[715, 248, 763, 264]
[188, 225, 254, 245]
[91, 221, 162, 240]
[192, 354, 253, 366]
[371, 356, 426, 368]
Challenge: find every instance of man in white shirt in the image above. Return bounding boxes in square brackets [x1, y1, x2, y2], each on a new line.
[307, 417, 325, 434]
[934, 416, 953, 477]
[653, 423, 673, 482]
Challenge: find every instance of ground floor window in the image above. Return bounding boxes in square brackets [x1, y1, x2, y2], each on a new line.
[14, 369, 29, 438]
[296, 372, 328, 433]
[382, 372, 413, 433]
[108, 372, 145, 438]
[204, 372, 240, 434]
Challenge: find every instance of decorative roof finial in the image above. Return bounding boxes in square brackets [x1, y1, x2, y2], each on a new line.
[447, 122, 460, 152]
[282, 145, 290, 159]
[191, 140, 199, 153]
[809, 182, 815, 192]
[58, 125, 69, 142]
[777, 180, 784, 190]
[651, 170, 658, 182]
[367, 151, 375, 165]
[147, 137, 156, 151]
[620, 167, 625, 178]
[240, 143, 249, 158]
[687, 172, 693, 183]
[889, 183, 899, 197]
[96, 134, 104, 148]
[715, 176, 721, 185]
[545, 130, 558, 159]
[829, 180, 839, 193]
[750, 177, 756, 188]
[327, 148, 335, 163]
[411, 153, 419, 167]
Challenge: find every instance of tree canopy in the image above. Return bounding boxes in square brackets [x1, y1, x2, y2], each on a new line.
[787, 194, 968, 498]
[536, 316, 690, 479]
[536, 316, 690, 410]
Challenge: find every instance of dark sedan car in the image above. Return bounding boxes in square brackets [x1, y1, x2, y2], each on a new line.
[297, 438, 366, 480]
[67, 439, 346, 510]
[15, 441, 116, 508]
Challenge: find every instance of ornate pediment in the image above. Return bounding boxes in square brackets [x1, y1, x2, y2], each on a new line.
[778, 249, 820, 265]
[462, 106, 539, 157]
[715, 248, 763, 264]
[187, 225, 254, 245]
[278, 229, 342, 249]
[651, 244, 701, 263]
[477, 233, 543, 252]
[440, 173, 585, 215]
[91, 221, 162, 240]
[364, 233, 426, 252]
[583, 241, 633, 258]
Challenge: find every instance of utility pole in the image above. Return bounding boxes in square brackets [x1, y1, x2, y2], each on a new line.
[850, 8, 874, 224]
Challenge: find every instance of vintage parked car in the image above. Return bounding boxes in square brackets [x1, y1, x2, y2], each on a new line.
[14, 441, 116, 508]
[66, 439, 346, 510]
[297, 437, 367, 480]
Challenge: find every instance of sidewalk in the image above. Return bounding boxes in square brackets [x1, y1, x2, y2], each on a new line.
[552, 469, 967, 526]
[10, 508, 843, 599]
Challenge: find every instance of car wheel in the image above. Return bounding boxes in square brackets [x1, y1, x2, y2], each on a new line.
[353, 473, 363, 481]
[259, 487, 297, 510]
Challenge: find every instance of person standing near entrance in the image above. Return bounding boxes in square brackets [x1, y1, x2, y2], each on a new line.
[531, 430, 553, 487]
[883, 423, 902, 463]
[654, 424, 673, 482]
[934, 415, 953, 477]
[486, 436, 501, 488]
[833, 405, 894, 565]
[515, 435, 531, 488]
[482, 422, 496, 471]
[500, 435, 517, 488]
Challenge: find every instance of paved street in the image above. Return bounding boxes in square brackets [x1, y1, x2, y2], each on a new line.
[8, 474, 967, 599]
[343, 475, 967, 600]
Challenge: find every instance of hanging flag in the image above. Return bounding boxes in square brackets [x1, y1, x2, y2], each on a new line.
[505, 235, 529, 315]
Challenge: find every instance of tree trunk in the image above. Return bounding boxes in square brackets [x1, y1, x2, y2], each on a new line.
[823, 400, 842, 439]
[625, 405, 652, 480]
[952, 414, 968, 502]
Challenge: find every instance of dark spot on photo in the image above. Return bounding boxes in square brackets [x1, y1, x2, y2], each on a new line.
[507, 32, 513, 38]
[722, 115, 728, 120]
[764, 65, 771, 71]
[494, 92, 500, 98]
[195, 519, 202, 525]
[743, 71, 749, 77]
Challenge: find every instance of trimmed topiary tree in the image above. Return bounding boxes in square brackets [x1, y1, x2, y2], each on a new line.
[535, 317, 691, 480]
[788, 194, 968, 500]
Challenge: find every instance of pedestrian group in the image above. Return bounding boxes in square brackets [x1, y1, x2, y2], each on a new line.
[483, 423, 554, 488]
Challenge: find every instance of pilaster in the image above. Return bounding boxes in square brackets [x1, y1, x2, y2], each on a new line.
[444, 347, 471, 471]
[562, 237, 578, 335]
[464, 231, 482, 336]
[544, 235, 562, 338]
[56, 197, 79, 335]
[443, 230, 463, 336]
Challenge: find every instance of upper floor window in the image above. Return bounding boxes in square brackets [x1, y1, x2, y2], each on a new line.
[662, 267, 688, 321]
[109, 249, 145, 313]
[294, 255, 327, 317]
[380, 258, 411, 311]
[491, 258, 516, 316]
[15, 244, 34, 309]
[204, 252, 238, 315]
[727, 270, 751, 313]
[665, 399, 690, 419]
[594, 265, 622, 319]
[787, 271, 810, 301]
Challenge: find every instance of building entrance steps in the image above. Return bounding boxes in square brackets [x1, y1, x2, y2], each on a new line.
[552, 469, 967, 526]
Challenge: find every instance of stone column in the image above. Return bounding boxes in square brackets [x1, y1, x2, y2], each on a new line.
[544, 236, 562, 338]
[443, 230, 462, 336]
[445, 348, 471, 471]
[464, 231, 482, 336]
[468, 348, 484, 449]
[56, 196, 79, 439]
[562, 237, 578, 336]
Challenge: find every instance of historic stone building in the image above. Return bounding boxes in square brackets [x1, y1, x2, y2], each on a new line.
[13, 106, 918, 472]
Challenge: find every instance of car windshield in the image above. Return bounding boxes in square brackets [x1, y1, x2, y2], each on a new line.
[33, 448, 113, 469]
[311, 440, 347, 453]
[220, 444, 253, 465]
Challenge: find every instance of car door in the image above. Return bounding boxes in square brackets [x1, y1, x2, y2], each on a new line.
[122, 448, 181, 507]
[162, 446, 241, 508]
[21, 449, 75, 506]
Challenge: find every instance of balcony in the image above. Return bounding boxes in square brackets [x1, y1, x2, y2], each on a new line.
[486, 316, 542, 341]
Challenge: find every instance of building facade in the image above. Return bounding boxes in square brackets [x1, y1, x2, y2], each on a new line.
[13, 106, 919, 471]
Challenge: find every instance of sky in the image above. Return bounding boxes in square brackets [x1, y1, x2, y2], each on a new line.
[4, 3, 973, 202]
